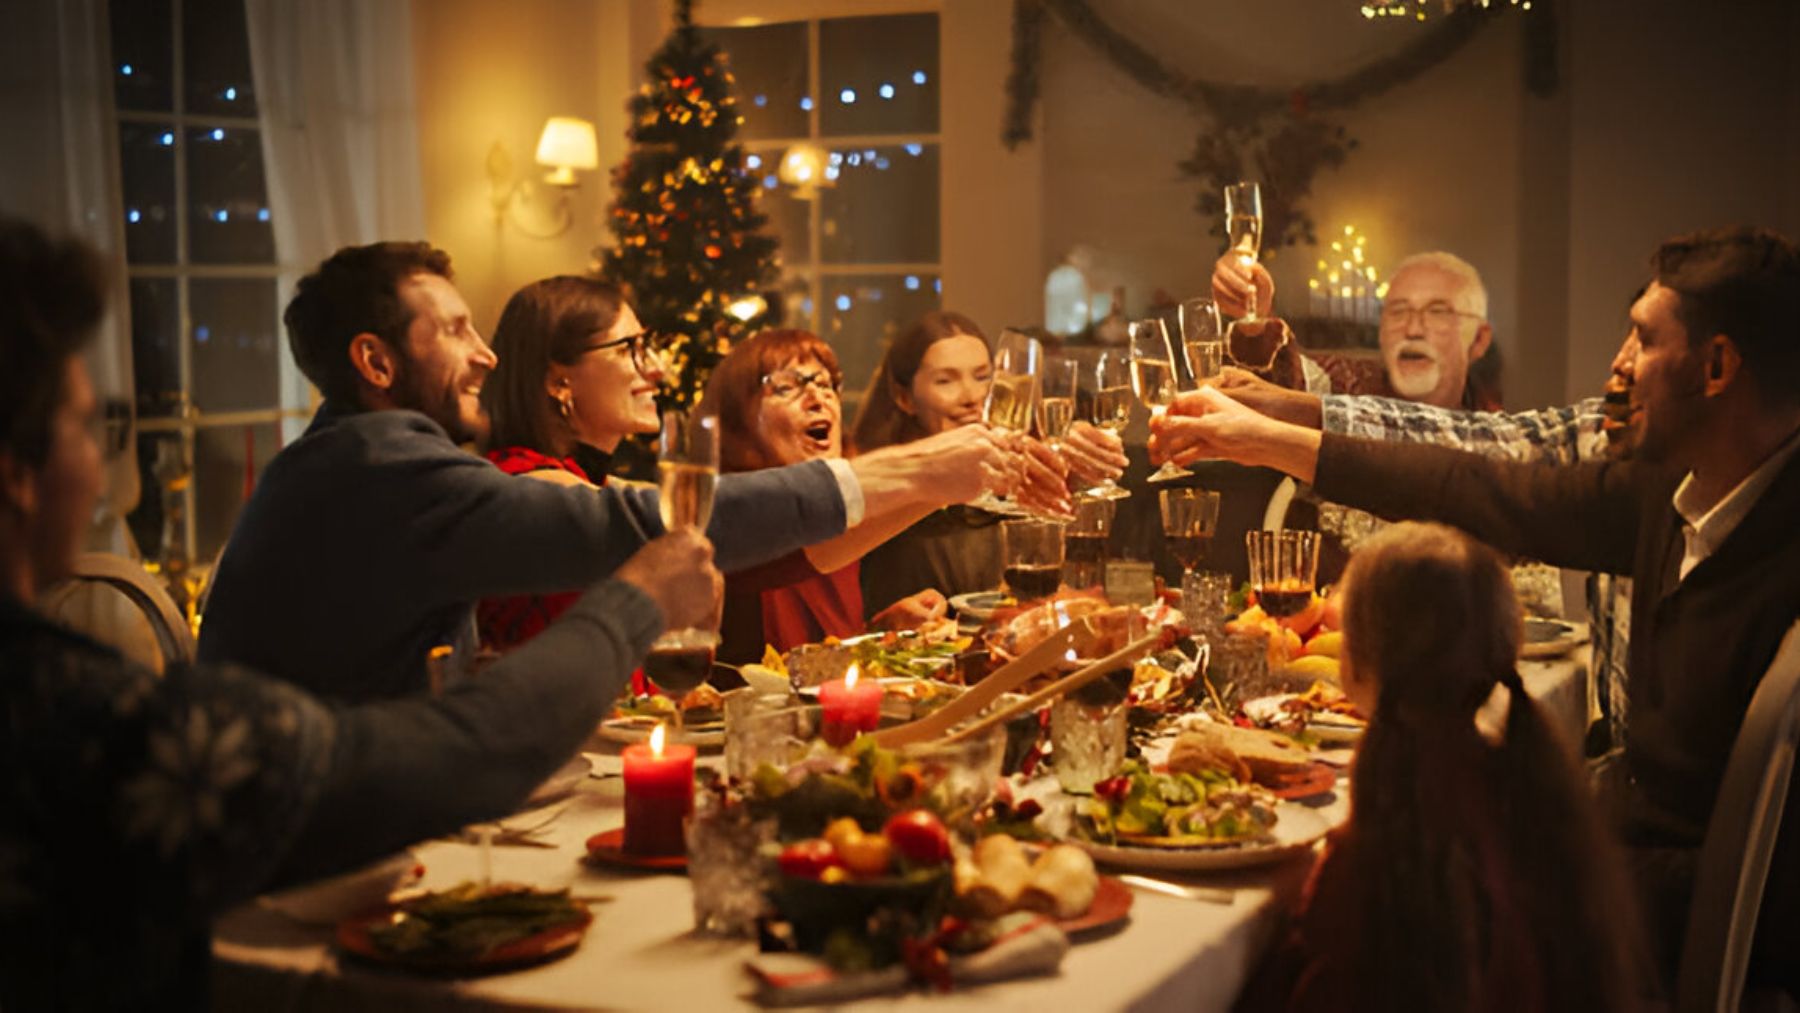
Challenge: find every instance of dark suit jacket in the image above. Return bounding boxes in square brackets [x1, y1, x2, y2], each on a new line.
[1314, 433, 1800, 988]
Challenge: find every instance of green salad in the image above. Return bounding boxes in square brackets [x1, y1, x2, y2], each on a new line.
[1078, 760, 1279, 846]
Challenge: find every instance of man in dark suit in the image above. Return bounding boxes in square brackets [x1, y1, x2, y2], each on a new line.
[1158, 226, 1800, 996]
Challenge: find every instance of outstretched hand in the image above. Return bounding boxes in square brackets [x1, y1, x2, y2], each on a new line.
[1211, 253, 1275, 319]
[1059, 421, 1130, 487]
[1150, 385, 1322, 484]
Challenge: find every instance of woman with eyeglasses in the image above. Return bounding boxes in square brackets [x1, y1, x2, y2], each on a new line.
[476, 275, 667, 651]
[705, 328, 979, 662]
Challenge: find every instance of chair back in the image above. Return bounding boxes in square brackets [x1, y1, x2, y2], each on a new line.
[1676, 618, 1800, 1013]
[52, 553, 195, 669]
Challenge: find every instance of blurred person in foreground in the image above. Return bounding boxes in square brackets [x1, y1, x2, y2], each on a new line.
[200, 253, 973, 704]
[1238, 522, 1642, 1013]
[1162, 226, 1800, 998]
[0, 218, 723, 1007]
[850, 311, 1129, 614]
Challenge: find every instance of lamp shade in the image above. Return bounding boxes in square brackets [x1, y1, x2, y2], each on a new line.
[535, 117, 599, 177]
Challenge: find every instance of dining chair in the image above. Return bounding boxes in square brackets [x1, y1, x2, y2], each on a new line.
[1675, 617, 1800, 1013]
[47, 552, 195, 671]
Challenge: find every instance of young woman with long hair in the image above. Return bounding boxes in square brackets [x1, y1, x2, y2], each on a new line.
[1240, 522, 1643, 1012]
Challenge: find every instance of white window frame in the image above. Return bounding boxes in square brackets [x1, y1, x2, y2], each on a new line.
[110, 0, 311, 569]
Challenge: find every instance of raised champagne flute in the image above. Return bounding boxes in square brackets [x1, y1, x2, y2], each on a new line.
[648, 410, 721, 728]
[1180, 297, 1225, 387]
[1080, 350, 1133, 500]
[1159, 488, 1221, 582]
[1223, 181, 1288, 372]
[972, 329, 1041, 516]
[1130, 317, 1190, 482]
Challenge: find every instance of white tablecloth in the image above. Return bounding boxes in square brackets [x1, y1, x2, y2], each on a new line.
[212, 650, 1588, 1012]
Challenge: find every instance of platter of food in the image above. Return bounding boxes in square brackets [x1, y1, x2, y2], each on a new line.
[1242, 683, 1368, 745]
[1520, 617, 1587, 660]
[948, 590, 1013, 624]
[599, 686, 726, 746]
[1070, 801, 1331, 873]
[336, 883, 593, 973]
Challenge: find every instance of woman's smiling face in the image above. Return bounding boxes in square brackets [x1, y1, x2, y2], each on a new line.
[755, 353, 843, 464]
[900, 333, 992, 435]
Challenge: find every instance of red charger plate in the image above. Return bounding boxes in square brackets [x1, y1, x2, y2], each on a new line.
[582, 827, 688, 871]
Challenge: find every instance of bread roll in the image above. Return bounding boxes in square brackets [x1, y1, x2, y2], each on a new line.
[1021, 845, 1098, 919]
[961, 834, 1033, 917]
[1168, 722, 1312, 785]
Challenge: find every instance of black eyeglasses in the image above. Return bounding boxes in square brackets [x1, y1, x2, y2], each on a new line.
[1379, 301, 1481, 332]
[760, 368, 842, 402]
[585, 331, 666, 375]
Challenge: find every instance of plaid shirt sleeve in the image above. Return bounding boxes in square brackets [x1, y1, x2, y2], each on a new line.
[1319, 394, 1607, 466]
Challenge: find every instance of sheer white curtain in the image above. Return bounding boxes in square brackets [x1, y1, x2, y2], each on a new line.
[0, 0, 138, 549]
[244, 0, 426, 437]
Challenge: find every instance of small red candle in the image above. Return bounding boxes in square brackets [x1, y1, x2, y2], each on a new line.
[622, 724, 696, 856]
[819, 663, 882, 746]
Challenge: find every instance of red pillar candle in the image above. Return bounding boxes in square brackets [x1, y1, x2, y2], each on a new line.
[819, 663, 882, 746]
[622, 724, 696, 856]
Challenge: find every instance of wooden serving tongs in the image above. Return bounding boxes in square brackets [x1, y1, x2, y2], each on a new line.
[868, 616, 1101, 750]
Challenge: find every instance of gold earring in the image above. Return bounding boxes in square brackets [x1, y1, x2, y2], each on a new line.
[556, 391, 574, 420]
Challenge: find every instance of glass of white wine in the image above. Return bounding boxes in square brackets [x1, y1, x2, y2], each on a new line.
[972, 329, 1041, 515]
[1130, 317, 1190, 482]
[1037, 357, 1079, 450]
[648, 410, 721, 721]
[1180, 297, 1225, 386]
[1223, 181, 1289, 372]
[1080, 351, 1133, 500]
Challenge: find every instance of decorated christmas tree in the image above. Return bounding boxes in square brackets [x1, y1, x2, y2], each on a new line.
[599, 0, 779, 412]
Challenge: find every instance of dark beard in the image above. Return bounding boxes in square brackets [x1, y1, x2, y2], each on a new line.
[391, 354, 480, 444]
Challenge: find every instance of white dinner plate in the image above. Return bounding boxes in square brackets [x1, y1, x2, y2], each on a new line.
[948, 590, 1013, 623]
[1520, 618, 1588, 659]
[1068, 802, 1332, 873]
[1241, 694, 1367, 745]
[596, 717, 725, 748]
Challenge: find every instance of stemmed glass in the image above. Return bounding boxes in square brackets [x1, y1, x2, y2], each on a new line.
[1130, 318, 1189, 482]
[1036, 357, 1079, 453]
[1244, 529, 1322, 620]
[647, 410, 721, 728]
[1079, 350, 1133, 500]
[971, 329, 1041, 515]
[1159, 488, 1221, 583]
[1223, 181, 1288, 372]
[1180, 297, 1225, 388]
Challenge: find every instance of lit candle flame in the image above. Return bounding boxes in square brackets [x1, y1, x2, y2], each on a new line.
[650, 722, 666, 756]
[844, 662, 861, 690]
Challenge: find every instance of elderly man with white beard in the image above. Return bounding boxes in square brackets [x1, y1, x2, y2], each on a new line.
[1376, 251, 1495, 409]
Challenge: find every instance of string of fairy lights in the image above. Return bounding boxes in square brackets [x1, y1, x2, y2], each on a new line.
[1361, 0, 1533, 20]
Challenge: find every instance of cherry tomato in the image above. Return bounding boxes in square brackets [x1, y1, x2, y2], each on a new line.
[777, 838, 844, 880]
[882, 809, 952, 865]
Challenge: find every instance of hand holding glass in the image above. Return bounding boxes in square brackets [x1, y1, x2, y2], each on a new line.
[1131, 318, 1191, 482]
[649, 410, 721, 709]
[1081, 351, 1134, 500]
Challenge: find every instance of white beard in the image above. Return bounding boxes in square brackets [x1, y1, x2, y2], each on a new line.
[1388, 359, 1442, 400]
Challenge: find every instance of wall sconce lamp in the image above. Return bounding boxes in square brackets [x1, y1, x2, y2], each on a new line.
[487, 116, 599, 238]
[777, 142, 832, 200]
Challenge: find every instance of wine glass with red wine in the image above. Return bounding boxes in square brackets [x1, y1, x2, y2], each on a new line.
[1159, 488, 1221, 582]
[1244, 529, 1322, 619]
[647, 410, 722, 728]
[1000, 518, 1065, 603]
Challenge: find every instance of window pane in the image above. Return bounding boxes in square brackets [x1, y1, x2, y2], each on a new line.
[754, 165, 811, 265]
[119, 123, 177, 264]
[819, 144, 938, 264]
[129, 278, 181, 418]
[194, 422, 279, 564]
[127, 430, 189, 565]
[700, 23, 808, 141]
[820, 14, 938, 137]
[190, 278, 279, 412]
[183, 0, 259, 116]
[773, 273, 815, 334]
[187, 126, 274, 263]
[110, 0, 173, 112]
[820, 273, 941, 394]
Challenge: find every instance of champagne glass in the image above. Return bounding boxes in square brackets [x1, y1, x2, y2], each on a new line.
[1159, 488, 1221, 583]
[1223, 181, 1289, 372]
[1036, 357, 1079, 451]
[1180, 297, 1225, 387]
[1080, 351, 1133, 500]
[648, 410, 721, 725]
[1244, 529, 1322, 620]
[972, 329, 1041, 516]
[1130, 318, 1190, 482]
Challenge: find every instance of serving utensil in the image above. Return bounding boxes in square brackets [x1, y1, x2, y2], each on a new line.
[867, 616, 1099, 749]
[1116, 874, 1235, 906]
[938, 627, 1166, 745]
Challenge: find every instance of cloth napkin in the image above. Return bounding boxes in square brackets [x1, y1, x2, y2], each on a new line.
[746, 919, 1070, 1006]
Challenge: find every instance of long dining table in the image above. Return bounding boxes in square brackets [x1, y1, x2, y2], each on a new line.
[211, 651, 1588, 1012]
